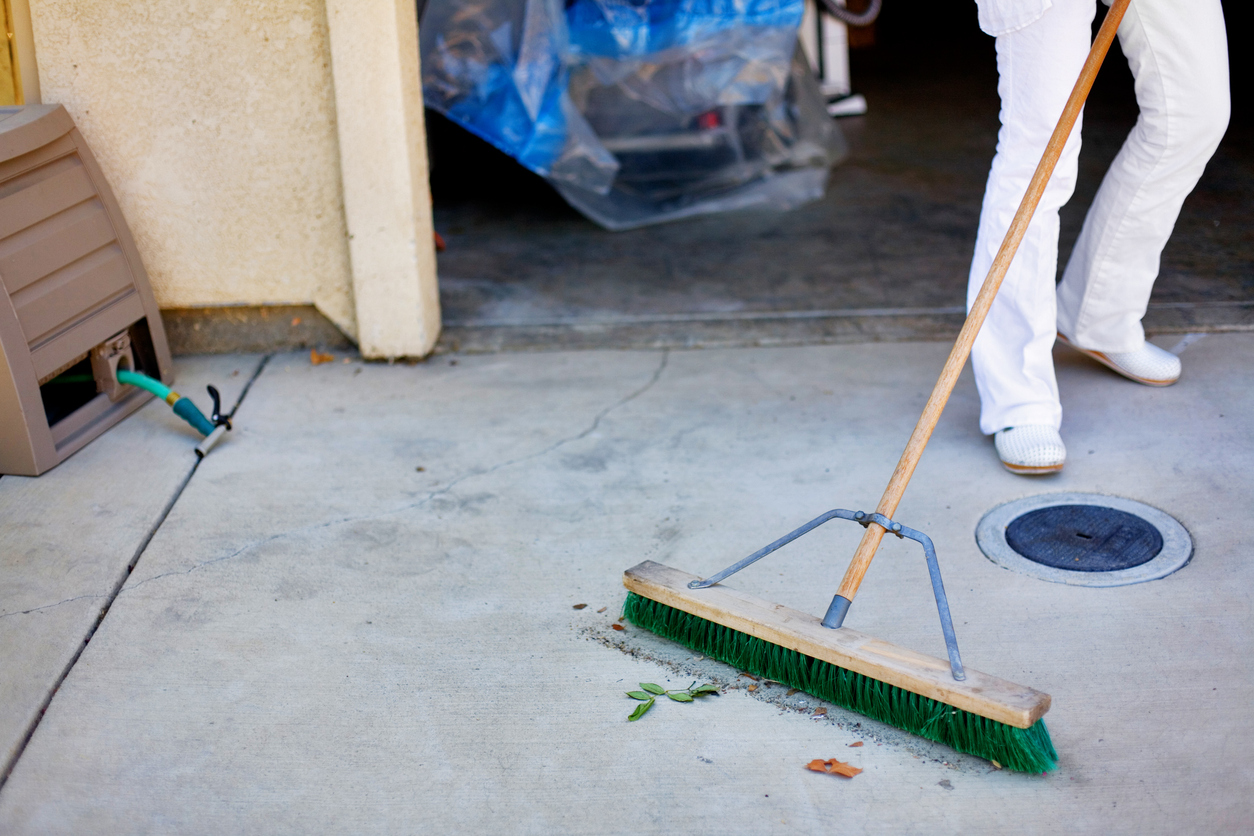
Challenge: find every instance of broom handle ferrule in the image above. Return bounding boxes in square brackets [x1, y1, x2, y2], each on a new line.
[833, 0, 1130, 605]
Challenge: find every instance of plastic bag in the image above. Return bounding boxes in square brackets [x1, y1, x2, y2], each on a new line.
[420, 0, 621, 193]
[420, 0, 846, 229]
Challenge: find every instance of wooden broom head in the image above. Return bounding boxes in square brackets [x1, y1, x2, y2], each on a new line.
[623, 560, 1050, 729]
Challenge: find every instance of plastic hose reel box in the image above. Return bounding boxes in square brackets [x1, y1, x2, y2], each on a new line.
[0, 105, 173, 475]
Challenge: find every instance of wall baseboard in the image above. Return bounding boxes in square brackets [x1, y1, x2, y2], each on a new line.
[161, 300, 1253, 356]
[161, 306, 354, 356]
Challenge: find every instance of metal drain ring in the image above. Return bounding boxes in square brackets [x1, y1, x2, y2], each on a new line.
[976, 493, 1192, 587]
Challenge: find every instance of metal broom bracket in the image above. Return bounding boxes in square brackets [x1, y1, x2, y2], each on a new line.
[687, 509, 966, 681]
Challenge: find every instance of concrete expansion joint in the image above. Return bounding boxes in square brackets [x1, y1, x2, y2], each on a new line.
[0, 354, 273, 792]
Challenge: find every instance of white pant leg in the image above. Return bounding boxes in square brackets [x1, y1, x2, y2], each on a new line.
[967, 0, 1093, 435]
[1056, 0, 1230, 352]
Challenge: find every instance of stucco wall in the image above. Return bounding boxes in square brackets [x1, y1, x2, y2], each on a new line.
[27, 0, 357, 338]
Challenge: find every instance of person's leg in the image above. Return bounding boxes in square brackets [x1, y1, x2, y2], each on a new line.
[968, 0, 1095, 436]
[1056, 0, 1230, 353]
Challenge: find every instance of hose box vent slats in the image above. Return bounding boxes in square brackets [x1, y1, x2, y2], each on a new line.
[0, 105, 172, 475]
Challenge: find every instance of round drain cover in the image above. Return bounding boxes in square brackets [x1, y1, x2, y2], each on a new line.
[976, 493, 1191, 587]
[1005, 505, 1162, 571]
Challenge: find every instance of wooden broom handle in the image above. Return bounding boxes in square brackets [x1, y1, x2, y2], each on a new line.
[835, 0, 1131, 604]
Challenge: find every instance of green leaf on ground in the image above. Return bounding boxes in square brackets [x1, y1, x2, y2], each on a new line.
[623, 681, 718, 722]
[628, 699, 654, 721]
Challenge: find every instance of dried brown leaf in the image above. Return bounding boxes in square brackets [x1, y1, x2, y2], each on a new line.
[786, 688, 799, 696]
[291, 317, 302, 327]
[826, 760, 863, 778]
[813, 707, 827, 716]
[572, 603, 587, 610]
[611, 623, 625, 631]
[848, 741, 863, 747]
[806, 758, 861, 778]
[596, 607, 607, 613]
[310, 349, 334, 365]
[747, 685, 758, 692]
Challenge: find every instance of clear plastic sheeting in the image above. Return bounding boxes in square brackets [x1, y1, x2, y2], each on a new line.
[419, 0, 621, 193]
[420, 0, 846, 229]
[560, 47, 843, 228]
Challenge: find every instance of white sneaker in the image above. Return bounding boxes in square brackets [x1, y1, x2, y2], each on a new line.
[1057, 333, 1180, 386]
[994, 425, 1066, 475]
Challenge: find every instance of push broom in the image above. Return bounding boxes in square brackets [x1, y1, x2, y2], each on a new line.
[622, 0, 1132, 773]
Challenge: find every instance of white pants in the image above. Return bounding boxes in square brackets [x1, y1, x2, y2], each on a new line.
[967, 0, 1230, 434]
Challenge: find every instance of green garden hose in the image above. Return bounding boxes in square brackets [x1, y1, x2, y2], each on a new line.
[116, 369, 216, 437]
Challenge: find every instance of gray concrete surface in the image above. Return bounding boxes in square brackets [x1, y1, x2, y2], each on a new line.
[0, 355, 264, 776]
[0, 337, 1251, 833]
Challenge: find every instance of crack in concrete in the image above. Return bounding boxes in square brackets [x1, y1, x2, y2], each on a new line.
[0, 594, 107, 621]
[0, 358, 274, 623]
[122, 350, 672, 593]
[0, 354, 272, 790]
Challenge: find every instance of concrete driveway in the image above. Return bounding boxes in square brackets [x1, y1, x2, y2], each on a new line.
[2, 335, 1251, 834]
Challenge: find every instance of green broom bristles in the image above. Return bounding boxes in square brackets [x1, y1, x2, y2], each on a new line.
[624, 592, 1057, 774]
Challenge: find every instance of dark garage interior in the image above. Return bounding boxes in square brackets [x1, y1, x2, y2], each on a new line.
[425, 0, 1252, 353]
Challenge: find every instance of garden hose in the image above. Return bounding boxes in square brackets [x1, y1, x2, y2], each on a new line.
[116, 369, 218, 438]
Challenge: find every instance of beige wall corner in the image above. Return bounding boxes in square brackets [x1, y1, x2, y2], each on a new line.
[26, 0, 357, 339]
[325, 0, 440, 359]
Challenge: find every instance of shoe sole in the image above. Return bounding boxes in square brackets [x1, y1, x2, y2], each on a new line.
[1000, 460, 1064, 475]
[1056, 333, 1178, 387]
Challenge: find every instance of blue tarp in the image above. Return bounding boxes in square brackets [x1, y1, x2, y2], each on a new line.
[419, 0, 841, 228]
